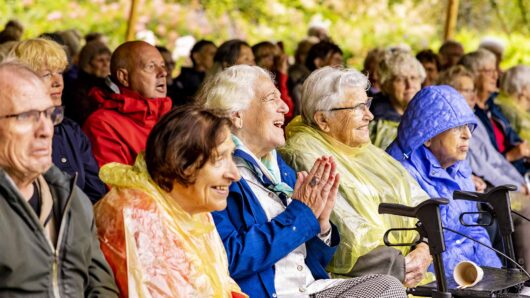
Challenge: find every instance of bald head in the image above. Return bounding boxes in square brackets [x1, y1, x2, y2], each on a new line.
[110, 41, 167, 98]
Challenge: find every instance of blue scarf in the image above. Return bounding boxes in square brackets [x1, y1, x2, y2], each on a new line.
[232, 135, 293, 205]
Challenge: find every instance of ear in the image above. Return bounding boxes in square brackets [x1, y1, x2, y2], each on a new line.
[314, 57, 324, 69]
[116, 68, 130, 88]
[231, 111, 243, 129]
[313, 111, 330, 132]
[424, 139, 432, 148]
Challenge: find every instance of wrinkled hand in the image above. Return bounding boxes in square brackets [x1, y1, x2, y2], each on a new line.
[292, 156, 336, 220]
[471, 175, 487, 193]
[506, 142, 530, 161]
[404, 242, 432, 288]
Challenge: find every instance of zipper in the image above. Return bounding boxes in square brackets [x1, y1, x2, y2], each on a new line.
[52, 252, 60, 298]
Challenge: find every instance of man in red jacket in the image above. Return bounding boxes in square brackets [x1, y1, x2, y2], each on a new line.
[83, 41, 172, 167]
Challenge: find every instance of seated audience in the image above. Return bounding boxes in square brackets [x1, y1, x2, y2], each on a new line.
[437, 65, 526, 191]
[497, 65, 530, 143]
[305, 41, 343, 72]
[280, 67, 434, 287]
[369, 49, 425, 149]
[83, 40, 172, 167]
[207, 39, 254, 78]
[253, 41, 295, 124]
[63, 40, 111, 125]
[386, 85, 502, 280]
[94, 106, 246, 297]
[171, 39, 217, 106]
[460, 49, 530, 175]
[199, 65, 407, 298]
[0, 61, 118, 296]
[288, 37, 318, 114]
[416, 49, 440, 87]
[438, 40, 464, 70]
[362, 47, 385, 96]
[11, 38, 106, 203]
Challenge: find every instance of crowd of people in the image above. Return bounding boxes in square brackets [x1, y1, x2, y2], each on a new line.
[0, 18, 529, 297]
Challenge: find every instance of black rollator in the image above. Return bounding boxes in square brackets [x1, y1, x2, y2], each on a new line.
[379, 185, 530, 297]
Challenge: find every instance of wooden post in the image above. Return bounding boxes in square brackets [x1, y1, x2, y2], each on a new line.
[444, 0, 459, 41]
[126, 0, 139, 41]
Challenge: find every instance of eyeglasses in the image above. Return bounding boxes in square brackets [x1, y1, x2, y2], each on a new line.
[0, 106, 64, 126]
[328, 98, 373, 113]
[478, 68, 496, 76]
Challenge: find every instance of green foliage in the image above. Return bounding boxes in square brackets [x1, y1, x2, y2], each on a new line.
[1, 0, 529, 70]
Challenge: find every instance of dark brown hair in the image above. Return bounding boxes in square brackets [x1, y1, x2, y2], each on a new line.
[145, 105, 231, 192]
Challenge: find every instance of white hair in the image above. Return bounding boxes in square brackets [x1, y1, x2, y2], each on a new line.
[459, 49, 496, 75]
[197, 65, 272, 117]
[378, 49, 426, 87]
[301, 66, 369, 126]
[501, 65, 530, 96]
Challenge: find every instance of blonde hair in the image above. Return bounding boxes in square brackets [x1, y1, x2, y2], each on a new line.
[10, 38, 68, 72]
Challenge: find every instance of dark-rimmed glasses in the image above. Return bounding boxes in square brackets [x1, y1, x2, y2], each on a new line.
[0, 105, 64, 126]
[328, 98, 373, 113]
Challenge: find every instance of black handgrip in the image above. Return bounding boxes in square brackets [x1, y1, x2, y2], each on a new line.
[454, 185, 517, 203]
[378, 203, 416, 218]
[379, 198, 449, 218]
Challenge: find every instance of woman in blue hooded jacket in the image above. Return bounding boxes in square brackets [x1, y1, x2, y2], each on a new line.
[386, 85, 502, 280]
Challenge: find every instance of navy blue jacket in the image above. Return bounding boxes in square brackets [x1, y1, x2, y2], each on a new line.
[52, 117, 106, 203]
[370, 92, 402, 122]
[212, 154, 339, 298]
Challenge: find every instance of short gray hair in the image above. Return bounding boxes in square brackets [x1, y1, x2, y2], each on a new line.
[197, 64, 272, 117]
[458, 49, 496, 75]
[301, 66, 369, 126]
[501, 65, 530, 96]
[378, 49, 426, 87]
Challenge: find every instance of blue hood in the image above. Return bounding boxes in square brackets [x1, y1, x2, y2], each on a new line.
[392, 85, 477, 159]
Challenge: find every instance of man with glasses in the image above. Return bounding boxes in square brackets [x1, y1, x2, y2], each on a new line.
[0, 61, 118, 297]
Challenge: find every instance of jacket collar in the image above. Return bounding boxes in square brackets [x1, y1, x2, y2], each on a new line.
[370, 92, 402, 122]
[89, 83, 172, 126]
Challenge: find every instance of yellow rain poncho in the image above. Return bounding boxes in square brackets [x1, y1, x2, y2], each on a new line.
[280, 117, 434, 283]
[94, 155, 246, 298]
[369, 118, 399, 150]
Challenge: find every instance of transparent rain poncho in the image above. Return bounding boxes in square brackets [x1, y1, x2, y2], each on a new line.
[369, 118, 399, 150]
[94, 155, 246, 298]
[280, 117, 434, 283]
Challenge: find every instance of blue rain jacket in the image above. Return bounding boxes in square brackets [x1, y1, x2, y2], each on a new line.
[386, 86, 502, 280]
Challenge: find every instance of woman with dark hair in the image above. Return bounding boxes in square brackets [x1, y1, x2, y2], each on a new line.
[94, 105, 246, 297]
[207, 39, 254, 78]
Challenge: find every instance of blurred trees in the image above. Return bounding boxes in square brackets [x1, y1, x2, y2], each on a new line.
[1, 0, 529, 68]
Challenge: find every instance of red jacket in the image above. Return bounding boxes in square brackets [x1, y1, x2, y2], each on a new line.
[83, 86, 172, 167]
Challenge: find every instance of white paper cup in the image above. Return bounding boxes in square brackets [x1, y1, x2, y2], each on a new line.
[453, 260, 484, 288]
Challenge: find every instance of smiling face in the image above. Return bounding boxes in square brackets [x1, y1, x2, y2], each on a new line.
[315, 87, 374, 147]
[383, 64, 422, 113]
[125, 44, 168, 98]
[170, 127, 240, 213]
[0, 73, 54, 183]
[425, 124, 472, 169]
[36, 67, 64, 106]
[236, 76, 289, 158]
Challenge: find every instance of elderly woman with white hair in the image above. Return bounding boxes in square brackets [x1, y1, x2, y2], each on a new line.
[369, 49, 425, 149]
[497, 65, 530, 143]
[198, 65, 407, 298]
[281, 66, 434, 289]
[460, 50, 530, 175]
